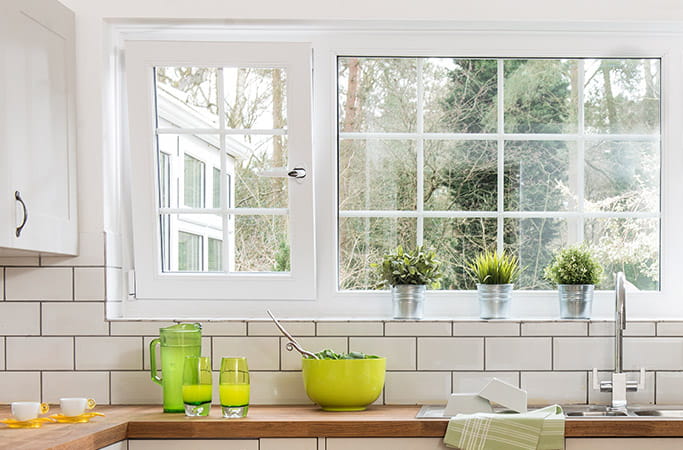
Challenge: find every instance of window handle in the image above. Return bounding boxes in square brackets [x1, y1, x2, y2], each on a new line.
[258, 167, 307, 179]
[15, 191, 28, 237]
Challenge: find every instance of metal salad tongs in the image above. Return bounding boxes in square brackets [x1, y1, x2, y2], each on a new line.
[266, 310, 319, 359]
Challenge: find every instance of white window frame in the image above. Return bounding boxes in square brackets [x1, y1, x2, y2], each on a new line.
[124, 40, 315, 303]
[110, 22, 683, 319]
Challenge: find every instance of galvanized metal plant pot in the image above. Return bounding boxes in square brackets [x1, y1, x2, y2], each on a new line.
[392, 284, 426, 320]
[477, 283, 513, 319]
[558, 284, 594, 319]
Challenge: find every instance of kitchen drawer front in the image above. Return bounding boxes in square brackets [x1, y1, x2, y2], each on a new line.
[566, 438, 683, 449]
[129, 440, 258, 450]
[326, 437, 447, 450]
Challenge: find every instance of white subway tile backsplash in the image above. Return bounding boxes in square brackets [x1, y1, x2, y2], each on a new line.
[0, 338, 4, 370]
[521, 372, 587, 405]
[486, 338, 551, 371]
[6, 267, 72, 301]
[316, 321, 383, 336]
[384, 372, 451, 404]
[656, 372, 683, 404]
[624, 322, 656, 336]
[385, 321, 451, 336]
[553, 337, 613, 370]
[0, 302, 40, 335]
[41, 232, 105, 266]
[76, 337, 142, 370]
[453, 321, 519, 336]
[110, 321, 175, 336]
[417, 338, 483, 370]
[7, 337, 73, 370]
[248, 321, 314, 336]
[350, 337, 416, 370]
[0, 372, 41, 403]
[624, 338, 683, 370]
[589, 370, 654, 405]
[588, 321, 614, 336]
[74, 267, 105, 301]
[657, 322, 683, 336]
[42, 302, 109, 335]
[250, 371, 311, 405]
[0, 256, 39, 266]
[213, 337, 279, 371]
[521, 321, 587, 336]
[452, 372, 519, 393]
[200, 321, 247, 336]
[111, 371, 162, 405]
[281, 337, 347, 370]
[42, 371, 110, 405]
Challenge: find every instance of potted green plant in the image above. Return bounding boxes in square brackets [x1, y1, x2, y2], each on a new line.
[373, 245, 442, 320]
[468, 250, 520, 319]
[544, 245, 603, 319]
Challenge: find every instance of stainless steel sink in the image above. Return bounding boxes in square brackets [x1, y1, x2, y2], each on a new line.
[565, 410, 629, 417]
[632, 409, 683, 417]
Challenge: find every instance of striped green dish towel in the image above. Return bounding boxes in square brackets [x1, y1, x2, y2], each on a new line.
[443, 404, 565, 450]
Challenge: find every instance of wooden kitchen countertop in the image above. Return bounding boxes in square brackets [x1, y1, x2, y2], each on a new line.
[4, 405, 683, 449]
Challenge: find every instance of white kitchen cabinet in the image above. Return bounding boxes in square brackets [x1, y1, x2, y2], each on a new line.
[99, 442, 128, 450]
[566, 438, 683, 449]
[128, 440, 258, 450]
[260, 438, 318, 450]
[326, 437, 448, 450]
[0, 0, 77, 256]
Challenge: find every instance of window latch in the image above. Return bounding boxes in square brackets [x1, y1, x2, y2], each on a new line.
[258, 167, 307, 179]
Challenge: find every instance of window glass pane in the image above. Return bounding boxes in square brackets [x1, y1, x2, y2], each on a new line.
[339, 217, 417, 290]
[423, 218, 497, 289]
[339, 139, 416, 211]
[160, 214, 222, 273]
[155, 67, 219, 129]
[184, 154, 205, 208]
[338, 57, 417, 133]
[424, 58, 498, 133]
[584, 59, 660, 135]
[178, 231, 202, 272]
[232, 135, 288, 209]
[213, 167, 221, 209]
[505, 141, 577, 211]
[424, 140, 497, 211]
[208, 237, 222, 272]
[585, 218, 659, 290]
[504, 59, 579, 134]
[223, 68, 287, 130]
[234, 215, 289, 272]
[505, 218, 569, 289]
[585, 140, 659, 212]
[158, 152, 170, 209]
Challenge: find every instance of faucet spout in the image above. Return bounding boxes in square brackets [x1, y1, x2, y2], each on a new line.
[615, 272, 626, 374]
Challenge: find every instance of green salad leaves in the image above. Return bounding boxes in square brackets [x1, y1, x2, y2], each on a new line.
[307, 349, 380, 360]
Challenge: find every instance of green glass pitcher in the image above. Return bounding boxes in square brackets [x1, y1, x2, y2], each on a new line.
[150, 323, 202, 413]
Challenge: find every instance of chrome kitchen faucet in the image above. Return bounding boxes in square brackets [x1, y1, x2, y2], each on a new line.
[592, 272, 645, 409]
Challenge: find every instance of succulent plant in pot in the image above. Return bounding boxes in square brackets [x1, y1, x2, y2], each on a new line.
[372, 245, 442, 320]
[544, 245, 603, 319]
[468, 250, 520, 319]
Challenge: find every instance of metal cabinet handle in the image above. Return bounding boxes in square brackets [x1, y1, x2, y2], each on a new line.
[15, 191, 28, 237]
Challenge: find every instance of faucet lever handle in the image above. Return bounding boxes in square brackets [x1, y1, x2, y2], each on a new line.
[592, 368, 602, 391]
[637, 367, 646, 390]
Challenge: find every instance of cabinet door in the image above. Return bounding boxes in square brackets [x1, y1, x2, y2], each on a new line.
[566, 438, 683, 449]
[1, 0, 77, 255]
[260, 438, 318, 450]
[98, 441, 128, 450]
[326, 438, 448, 450]
[128, 440, 258, 450]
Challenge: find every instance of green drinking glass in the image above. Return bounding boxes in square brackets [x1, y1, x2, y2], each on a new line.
[219, 357, 250, 418]
[182, 356, 212, 417]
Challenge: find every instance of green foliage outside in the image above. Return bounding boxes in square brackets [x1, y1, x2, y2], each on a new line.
[544, 245, 604, 286]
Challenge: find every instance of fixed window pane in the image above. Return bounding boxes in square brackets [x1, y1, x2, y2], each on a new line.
[504, 59, 579, 134]
[158, 152, 170, 209]
[423, 218, 497, 289]
[505, 218, 569, 290]
[223, 67, 287, 130]
[584, 59, 660, 135]
[155, 67, 219, 129]
[339, 217, 417, 290]
[505, 141, 578, 211]
[339, 139, 417, 211]
[585, 218, 659, 290]
[585, 140, 660, 212]
[178, 231, 202, 272]
[424, 140, 497, 211]
[424, 58, 498, 133]
[234, 215, 289, 272]
[212, 167, 221, 209]
[184, 154, 205, 208]
[232, 134, 288, 209]
[208, 237, 222, 272]
[338, 57, 417, 133]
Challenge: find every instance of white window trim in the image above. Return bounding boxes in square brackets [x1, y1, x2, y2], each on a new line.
[108, 21, 683, 320]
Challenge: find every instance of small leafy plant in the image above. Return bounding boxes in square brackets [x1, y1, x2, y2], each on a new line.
[544, 245, 603, 285]
[469, 250, 520, 285]
[305, 349, 380, 360]
[372, 245, 442, 288]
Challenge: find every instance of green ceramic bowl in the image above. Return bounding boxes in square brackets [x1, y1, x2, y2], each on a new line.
[301, 358, 386, 411]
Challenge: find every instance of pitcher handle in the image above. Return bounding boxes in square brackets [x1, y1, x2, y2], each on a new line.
[149, 337, 162, 385]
